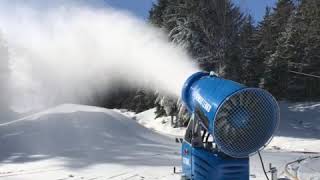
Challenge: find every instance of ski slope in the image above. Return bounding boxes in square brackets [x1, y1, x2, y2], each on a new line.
[0, 104, 319, 180]
[0, 104, 180, 180]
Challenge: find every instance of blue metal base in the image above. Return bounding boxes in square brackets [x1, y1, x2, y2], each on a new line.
[182, 142, 249, 180]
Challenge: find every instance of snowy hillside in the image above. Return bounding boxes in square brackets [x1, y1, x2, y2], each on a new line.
[0, 103, 319, 180]
[0, 104, 180, 180]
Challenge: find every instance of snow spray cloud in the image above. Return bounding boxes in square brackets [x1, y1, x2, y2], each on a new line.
[0, 2, 198, 112]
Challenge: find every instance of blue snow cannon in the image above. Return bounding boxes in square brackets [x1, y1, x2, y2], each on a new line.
[180, 71, 279, 180]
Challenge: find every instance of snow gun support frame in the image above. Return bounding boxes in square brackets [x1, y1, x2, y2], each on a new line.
[178, 71, 280, 180]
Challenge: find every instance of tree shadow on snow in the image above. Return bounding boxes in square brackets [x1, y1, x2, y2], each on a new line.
[275, 102, 320, 139]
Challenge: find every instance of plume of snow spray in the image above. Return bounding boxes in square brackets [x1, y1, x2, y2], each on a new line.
[0, 2, 198, 112]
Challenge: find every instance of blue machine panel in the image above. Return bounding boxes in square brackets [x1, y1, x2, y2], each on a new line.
[192, 148, 249, 180]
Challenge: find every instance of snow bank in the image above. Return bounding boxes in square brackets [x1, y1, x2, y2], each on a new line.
[115, 108, 186, 137]
[135, 108, 186, 137]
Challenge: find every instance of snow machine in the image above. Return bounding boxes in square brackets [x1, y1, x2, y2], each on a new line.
[179, 71, 280, 180]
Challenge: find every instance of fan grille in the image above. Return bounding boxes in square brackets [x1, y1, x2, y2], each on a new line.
[214, 88, 279, 158]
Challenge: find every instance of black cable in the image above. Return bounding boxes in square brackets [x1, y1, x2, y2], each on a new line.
[258, 151, 270, 180]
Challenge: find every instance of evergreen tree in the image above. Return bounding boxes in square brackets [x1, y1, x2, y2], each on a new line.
[287, 0, 320, 99]
[270, 0, 296, 48]
[265, 0, 320, 100]
[131, 90, 156, 113]
[271, 9, 302, 99]
[151, 0, 245, 73]
[238, 15, 261, 87]
[220, 1, 245, 79]
[153, 93, 179, 126]
[154, 94, 167, 118]
[149, 0, 169, 28]
[253, 7, 272, 88]
[262, 0, 295, 98]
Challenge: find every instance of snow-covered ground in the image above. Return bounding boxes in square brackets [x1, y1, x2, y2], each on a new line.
[0, 104, 180, 180]
[119, 109, 186, 137]
[124, 102, 320, 179]
[0, 102, 319, 180]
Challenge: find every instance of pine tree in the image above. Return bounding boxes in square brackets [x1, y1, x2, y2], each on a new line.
[219, 1, 245, 79]
[195, 0, 244, 74]
[152, 0, 245, 74]
[255, 8, 271, 89]
[237, 15, 261, 87]
[154, 94, 178, 125]
[262, 0, 295, 98]
[271, 8, 304, 99]
[154, 94, 167, 118]
[265, 0, 320, 100]
[149, 0, 169, 28]
[131, 90, 156, 113]
[270, 0, 296, 48]
[289, 0, 320, 99]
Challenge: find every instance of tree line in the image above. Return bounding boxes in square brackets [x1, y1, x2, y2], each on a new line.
[149, 0, 320, 101]
[101, 0, 320, 124]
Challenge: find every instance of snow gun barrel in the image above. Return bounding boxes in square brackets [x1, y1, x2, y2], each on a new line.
[181, 71, 280, 158]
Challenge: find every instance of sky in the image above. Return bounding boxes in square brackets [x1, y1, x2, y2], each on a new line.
[234, 0, 278, 22]
[4, 0, 278, 22]
[104, 0, 278, 23]
[104, 0, 156, 18]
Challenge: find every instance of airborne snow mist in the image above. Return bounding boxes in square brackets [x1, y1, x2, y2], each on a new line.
[0, 3, 198, 112]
